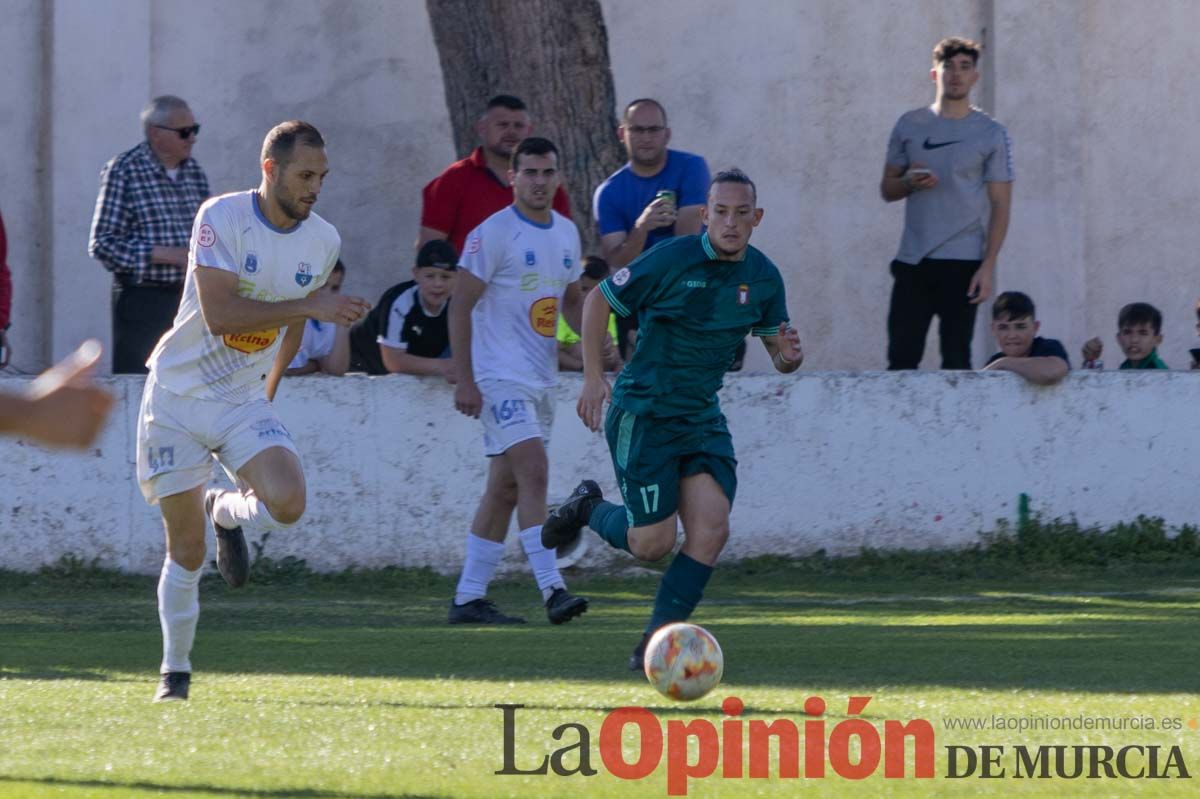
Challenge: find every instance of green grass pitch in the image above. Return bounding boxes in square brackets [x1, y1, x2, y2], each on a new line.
[2, 562, 1199, 797]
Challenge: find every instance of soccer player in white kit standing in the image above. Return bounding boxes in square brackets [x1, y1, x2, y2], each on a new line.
[448, 137, 589, 625]
[137, 121, 371, 701]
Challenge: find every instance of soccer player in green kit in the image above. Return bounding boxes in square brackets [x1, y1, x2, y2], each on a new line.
[542, 168, 804, 669]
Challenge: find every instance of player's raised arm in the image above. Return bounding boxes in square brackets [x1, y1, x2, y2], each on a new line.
[577, 285, 613, 431]
[449, 270, 486, 417]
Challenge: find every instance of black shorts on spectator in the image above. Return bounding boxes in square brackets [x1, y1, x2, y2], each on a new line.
[887, 257, 979, 370]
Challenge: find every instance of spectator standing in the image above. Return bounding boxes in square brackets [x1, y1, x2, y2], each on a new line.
[417, 95, 570, 255]
[594, 99, 710, 360]
[286, 261, 351, 376]
[880, 37, 1014, 370]
[349, 240, 458, 379]
[89, 96, 209, 373]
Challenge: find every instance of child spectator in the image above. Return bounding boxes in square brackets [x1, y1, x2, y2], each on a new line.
[285, 260, 350, 376]
[349, 240, 457, 380]
[557, 255, 622, 372]
[981, 291, 1069, 385]
[1081, 302, 1168, 370]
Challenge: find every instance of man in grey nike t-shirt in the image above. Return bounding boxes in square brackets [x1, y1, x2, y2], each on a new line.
[880, 36, 1014, 369]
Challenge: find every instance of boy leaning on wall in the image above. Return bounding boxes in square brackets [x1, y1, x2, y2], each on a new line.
[1081, 302, 1168, 370]
[980, 291, 1069, 385]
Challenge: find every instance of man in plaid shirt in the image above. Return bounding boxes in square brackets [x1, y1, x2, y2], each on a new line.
[89, 95, 209, 373]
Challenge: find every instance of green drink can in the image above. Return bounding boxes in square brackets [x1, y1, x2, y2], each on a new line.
[655, 189, 676, 208]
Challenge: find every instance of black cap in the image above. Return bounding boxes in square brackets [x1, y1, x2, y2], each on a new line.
[416, 239, 458, 269]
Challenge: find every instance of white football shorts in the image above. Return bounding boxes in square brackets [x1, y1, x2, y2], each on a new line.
[477, 378, 555, 457]
[136, 372, 300, 504]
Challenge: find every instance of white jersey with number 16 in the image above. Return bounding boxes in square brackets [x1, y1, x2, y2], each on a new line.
[460, 206, 581, 390]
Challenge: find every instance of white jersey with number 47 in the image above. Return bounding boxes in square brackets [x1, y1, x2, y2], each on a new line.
[460, 206, 581, 389]
[148, 190, 340, 404]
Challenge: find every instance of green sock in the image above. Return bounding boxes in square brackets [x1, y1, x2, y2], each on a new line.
[646, 553, 713, 633]
[588, 501, 630, 553]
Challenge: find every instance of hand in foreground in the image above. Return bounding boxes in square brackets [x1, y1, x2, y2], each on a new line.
[22, 340, 114, 449]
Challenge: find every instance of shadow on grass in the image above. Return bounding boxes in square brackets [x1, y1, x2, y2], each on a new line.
[4, 577, 1200, 694]
[0, 775, 441, 799]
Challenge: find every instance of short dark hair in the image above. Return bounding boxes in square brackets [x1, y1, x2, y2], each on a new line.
[934, 36, 982, 66]
[261, 120, 325, 168]
[486, 95, 526, 113]
[623, 98, 668, 125]
[416, 239, 459, 270]
[510, 137, 559, 171]
[332, 259, 345, 274]
[582, 255, 610, 281]
[992, 291, 1036, 321]
[1118, 302, 1163, 334]
[709, 168, 757, 203]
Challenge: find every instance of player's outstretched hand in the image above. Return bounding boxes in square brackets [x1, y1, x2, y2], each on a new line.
[308, 293, 372, 326]
[577, 376, 611, 433]
[455, 379, 482, 418]
[23, 340, 115, 449]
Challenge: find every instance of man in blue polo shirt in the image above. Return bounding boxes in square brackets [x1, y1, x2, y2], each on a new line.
[594, 99, 710, 359]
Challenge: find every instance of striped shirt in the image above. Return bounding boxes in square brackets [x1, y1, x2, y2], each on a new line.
[88, 141, 209, 284]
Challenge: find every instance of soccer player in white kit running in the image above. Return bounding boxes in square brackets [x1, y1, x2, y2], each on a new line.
[448, 137, 589, 626]
[137, 121, 371, 702]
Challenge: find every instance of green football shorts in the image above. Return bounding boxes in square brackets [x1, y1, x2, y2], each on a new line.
[604, 405, 738, 528]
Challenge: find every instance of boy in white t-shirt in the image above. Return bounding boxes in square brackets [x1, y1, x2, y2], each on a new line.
[137, 121, 371, 702]
[448, 137, 589, 626]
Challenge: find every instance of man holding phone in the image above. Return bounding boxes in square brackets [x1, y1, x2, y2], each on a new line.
[594, 99, 710, 360]
[880, 36, 1014, 370]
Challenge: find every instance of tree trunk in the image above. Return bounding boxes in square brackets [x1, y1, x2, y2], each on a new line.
[426, 0, 625, 253]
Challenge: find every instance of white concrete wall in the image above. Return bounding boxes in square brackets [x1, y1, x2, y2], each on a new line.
[2, 1, 1199, 375]
[2, 372, 1196, 575]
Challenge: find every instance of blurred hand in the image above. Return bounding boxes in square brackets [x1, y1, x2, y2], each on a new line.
[22, 340, 114, 449]
[635, 196, 677, 232]
[455, 379, 482, 418]
[307, 293, 371, 326]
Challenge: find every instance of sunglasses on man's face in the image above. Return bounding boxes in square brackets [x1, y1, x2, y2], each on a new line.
[154, 124, 201, 140]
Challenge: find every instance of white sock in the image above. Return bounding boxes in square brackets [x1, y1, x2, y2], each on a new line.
[454, 533, 505, 605]
[214, 488, 296, 532]
[158, 558, 202, 674]
[519, 525, 565, 601]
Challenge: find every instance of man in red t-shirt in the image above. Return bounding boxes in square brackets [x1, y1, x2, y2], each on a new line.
[417, 95, 571, 254]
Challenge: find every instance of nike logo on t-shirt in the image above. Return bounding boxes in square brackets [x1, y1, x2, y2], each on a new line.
[923, 138, 961, 150]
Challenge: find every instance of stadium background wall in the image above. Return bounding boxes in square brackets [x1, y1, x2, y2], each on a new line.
[1, 371, 1194, 574]
[2, 0, 1199, 376]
